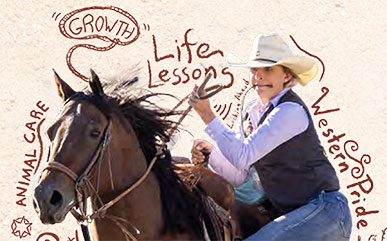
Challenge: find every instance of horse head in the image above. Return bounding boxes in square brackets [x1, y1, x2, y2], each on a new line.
[33, 70, 147, 225]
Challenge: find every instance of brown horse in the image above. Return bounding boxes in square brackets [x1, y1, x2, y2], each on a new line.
[33, 70, 271, 240]
[33, 70, 234, 240]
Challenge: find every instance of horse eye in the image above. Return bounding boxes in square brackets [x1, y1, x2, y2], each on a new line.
[90, 130, 101, 138]
[47, 129, 54, 140]
[46, 125, 57, 141]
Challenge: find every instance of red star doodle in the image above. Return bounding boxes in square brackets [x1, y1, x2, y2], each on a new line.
[11, 216, 32, 239]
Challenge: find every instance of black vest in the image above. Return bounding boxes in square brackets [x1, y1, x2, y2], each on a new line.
[253, 89, 340, 214]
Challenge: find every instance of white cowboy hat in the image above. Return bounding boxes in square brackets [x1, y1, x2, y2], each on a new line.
[226, 33, 318, 86]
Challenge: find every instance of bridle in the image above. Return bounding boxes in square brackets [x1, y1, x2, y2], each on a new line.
[44, 118, 112, 220]
[42, 93, 173, 241]
[41, 74, 224, 241]
[42, 94, 141, 241]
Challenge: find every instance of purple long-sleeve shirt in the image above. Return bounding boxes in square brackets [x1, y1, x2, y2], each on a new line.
[205, 88, 309, 186]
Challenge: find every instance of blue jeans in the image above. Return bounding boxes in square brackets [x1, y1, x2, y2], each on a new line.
[245, 191, 352, 241]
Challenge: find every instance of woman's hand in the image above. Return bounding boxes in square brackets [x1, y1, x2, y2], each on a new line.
[190, 139, 214, 165]
[188, 85, 216, 124]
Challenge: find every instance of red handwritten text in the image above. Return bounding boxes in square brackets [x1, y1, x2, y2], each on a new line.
[57, 6, 140, 81]
[147, 28, 234, 89]
[16, 101, 49, 207]
[311, 87, 379, 235]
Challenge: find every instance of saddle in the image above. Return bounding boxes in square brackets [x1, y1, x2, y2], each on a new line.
[173, 157, 235, 240]
[173, 157, 278, 240]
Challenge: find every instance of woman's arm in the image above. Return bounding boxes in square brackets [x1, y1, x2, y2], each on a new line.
[205, 102, 309, 170]
[190, 139, 249, 186]
[208, 147, 249, 187]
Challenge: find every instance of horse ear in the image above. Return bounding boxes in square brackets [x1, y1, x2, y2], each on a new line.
[53, 69, 75, 101]
[89, 69, 104, 96]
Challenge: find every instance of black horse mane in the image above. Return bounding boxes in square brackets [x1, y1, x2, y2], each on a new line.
[78, 76, 208, 237]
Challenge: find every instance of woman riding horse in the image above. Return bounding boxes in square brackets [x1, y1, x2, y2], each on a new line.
[189, 33, 352, 240]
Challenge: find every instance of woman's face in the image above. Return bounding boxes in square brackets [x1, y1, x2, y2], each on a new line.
[249, 65, 290, 103]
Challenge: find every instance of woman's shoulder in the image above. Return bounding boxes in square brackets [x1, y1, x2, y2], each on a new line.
[278, 89, 306, 106]
[274, 101, 309, 120]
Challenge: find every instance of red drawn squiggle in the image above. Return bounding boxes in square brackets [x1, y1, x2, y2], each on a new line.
[219, 105, 227, 116]
[65, 42, 117, 81]
[57, 6, 141, 82]
[34, 118, 45, 174]
[36, 232, 60, 241]
[289, 35, 325, 82]
[222, 103, 233, 120]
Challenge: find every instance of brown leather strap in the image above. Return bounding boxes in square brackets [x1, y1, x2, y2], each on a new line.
[44, 161, 78, 182]
[196, 73, 224, 99]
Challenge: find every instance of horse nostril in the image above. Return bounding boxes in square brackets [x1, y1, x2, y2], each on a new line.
[50, 190, 63, 207]
[33, 199, 37, 210]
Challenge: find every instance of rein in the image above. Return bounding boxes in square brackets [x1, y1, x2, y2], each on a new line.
[240, 84, 258, 138]
[43, 74, 223, 241]
[86, 73, 223, 223]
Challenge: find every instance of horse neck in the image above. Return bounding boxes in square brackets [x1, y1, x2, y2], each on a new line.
[91, 118, 165, 240]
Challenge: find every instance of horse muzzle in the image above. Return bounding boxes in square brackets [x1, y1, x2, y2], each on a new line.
[33, 183, 69, 224]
